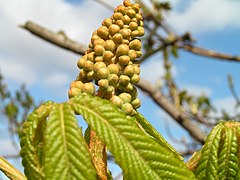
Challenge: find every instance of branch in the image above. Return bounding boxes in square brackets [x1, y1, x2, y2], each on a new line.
[178, 44, 240, 63]
[136, 78, 206, 144]
[93, 0, 114, 11]
[20, 21, 86, 55]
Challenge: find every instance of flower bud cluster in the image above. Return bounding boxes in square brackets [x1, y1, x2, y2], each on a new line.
[69, 0, 144, 115]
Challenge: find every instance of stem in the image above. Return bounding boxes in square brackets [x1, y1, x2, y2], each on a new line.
[89, 130, 108, 180]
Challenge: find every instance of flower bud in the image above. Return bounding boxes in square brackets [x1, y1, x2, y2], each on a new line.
[94, 45, 105, 56]
[83, 60, 94, 71]
[95, 56, 103, 62]
[113, 12, 123, 21]
[119, 29, 131, 40]
[125, 83, 133, 92]
[104, 40, 116, 52]
[124, 64, 135, 77]
[77, 57, 86, 69]
[68, 87, 81, 98]
[97, 26, 109, 40]
[136, 51, 142, 58]
[137, 26, 144, 37]
[116, 20, 124, 29]
[98, 79, 109, 89]
[129, 21, 138, 30]
[123, 0, 131, 7]
[112, 33, 123, 44]
[119, 93, 132, 103]
[97, 67, 109, 79]
[119, 55, 130, 65]
[131, 98, 141, 109]
[106, 86, 114, 94]
[87, 52, 95, 62]
[127, 9, 136, 18]
[93, 38, 105, 46]
[129, 87, 138, 99]
[107, 64, 119, 74]
[132, 4, 140, 12]
[103, 51, 114, 62]
[122, 15, 131, 24]
[109, 24, 120, 36]
[116, 44, 129, 56]
[82, 82, 95, 95]
[108, 74, 119, 86]
[110, 95, 123, 108]
[128, 50, 137, 60]
[119, 75, 130, 85]
[93, 62, 106, 73]
[133, 65, 140, 75]
[121, 103, 133, 115]
[102, 18, 112, 27]
[130, 74, 140, 84]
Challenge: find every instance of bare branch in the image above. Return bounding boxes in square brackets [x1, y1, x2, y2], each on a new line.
[178, 44, 240, 63]
[20, 21, 86, 55]
[136, 78, 206, 144]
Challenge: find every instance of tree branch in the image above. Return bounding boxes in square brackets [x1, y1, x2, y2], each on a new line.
[20, 21, 86, 55]
[178, 44, 240, 62]
[136, 79, 206, 144]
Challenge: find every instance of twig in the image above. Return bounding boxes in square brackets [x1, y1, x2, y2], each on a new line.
[20, 21, 86, 55]
[136, 78, 206, 144]
[178, 44, 240, 62]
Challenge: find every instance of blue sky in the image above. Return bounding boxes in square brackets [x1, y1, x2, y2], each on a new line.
[0, 0, 240, 178]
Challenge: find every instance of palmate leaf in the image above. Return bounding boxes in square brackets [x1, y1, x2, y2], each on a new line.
[20, 101, 53, 179]
[43, 103, 97, 180]
[194, 122, 224, 179]
[133, 112, 183, 160]
[71, 94, 196, 180]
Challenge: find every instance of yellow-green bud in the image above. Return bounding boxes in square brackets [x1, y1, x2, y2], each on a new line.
[102, 18, 112, 28]
[97, 67, 109, 79]
[136, 51, 142, 58]
[122, 15, 131, 24]
[129, 87, 138, 99]
[108, 74, 119, 86]
[104, 40, 116, 52]
[106, 86, 114, 94]
[139, 21, 144, 27]
[127, 9, 136, 18]
[68, 87, 81, 98]
[125, 83, 133, 92]
[128, 49, 137, 60]
[130, 74, 140, 84]
[131, 30, 139, 38]
[93, 38, 105, 46]
[107, 64, 119, 74]
[113, 12, 123, 21]
[129, 38, 141, 49]
[132, 4, 140, 12]
[116, 44, 129, 56]
[135, 13, 143, 22]
[122, 103, 133, 115]
[91, 35, 100, 43]
[94, 45, 105, 56]
[97, 26, 109, 40]
[86, 71, 94, 81]
[98, 79, 109, 89]
[116, 20, 124, 29]
[124, 64, 135, 77]
[87, 52, 95, 62]
[112, 33, 123, 44]
[119, 55, 130, 65]
[119, 29, 131, 40]
[95, 56, 103, 62]
[109, 24, 120, 36]
[103, 51, 114, 62]
[77, 57, 86, 69]
[137, 26, 144, 36]
[131, 98, 141, 109]
[83, 60, 94, 71]
[123, 0, 131, 7]
[93, 62, 106, 73]
[116, 5, 127, 14]
[79, 69, 88, 79]
[82, 82, 95, 95]
[133, 65, 140, 75]
[70, 81, 83, 89]
[110, 95, 123, 108]
[119, 75, 130, 85]
[129, 21, 138, 30]
[119, 93, 132, 103]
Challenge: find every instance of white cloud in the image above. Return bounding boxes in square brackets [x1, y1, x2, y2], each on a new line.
[43, 73, 71, 89]
[140, 58, 177, 83]
[213, 96, 240, 116]
[167, 0, 240, 34]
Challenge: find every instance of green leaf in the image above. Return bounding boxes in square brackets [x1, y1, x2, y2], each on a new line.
[194, 122, 224, 179]
[217, 127, 239, 179]
[20, 101, 53, 179]
[134, 112, 183, 160]
[43, 103, 97, 180]
[0, 156, 27, 180]
[71, 94, 196, 180]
